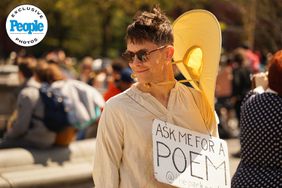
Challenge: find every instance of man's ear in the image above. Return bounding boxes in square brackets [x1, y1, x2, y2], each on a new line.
[166, 45, 174, 61]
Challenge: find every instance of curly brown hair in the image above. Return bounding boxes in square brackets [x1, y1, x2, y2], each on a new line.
[35, 61, 65, 84]
[126, 5, 173, 46]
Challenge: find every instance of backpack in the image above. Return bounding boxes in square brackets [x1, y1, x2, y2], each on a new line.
[36, 85, 71, 132]
[57, 80, 104, 130]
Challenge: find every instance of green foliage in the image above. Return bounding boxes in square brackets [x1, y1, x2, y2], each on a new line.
[0, 0, 281, 59]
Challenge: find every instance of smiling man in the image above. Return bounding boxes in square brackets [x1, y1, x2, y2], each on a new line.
[93, 6, 218, 188]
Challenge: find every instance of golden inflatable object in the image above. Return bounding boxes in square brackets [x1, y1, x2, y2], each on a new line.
[173, 10, 222, 131]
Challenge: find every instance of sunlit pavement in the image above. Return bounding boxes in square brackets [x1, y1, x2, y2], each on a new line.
[225, 138, 241, 177]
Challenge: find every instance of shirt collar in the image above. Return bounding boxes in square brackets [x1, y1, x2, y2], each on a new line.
[266, 88, 278, 94]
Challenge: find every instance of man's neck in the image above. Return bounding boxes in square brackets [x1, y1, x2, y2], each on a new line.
[137, 80, 176, 108]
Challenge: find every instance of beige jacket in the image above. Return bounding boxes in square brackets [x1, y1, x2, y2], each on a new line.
[93, 82, 218, 188]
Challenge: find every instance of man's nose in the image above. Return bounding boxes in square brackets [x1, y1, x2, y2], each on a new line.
[131, 55, 142, 64]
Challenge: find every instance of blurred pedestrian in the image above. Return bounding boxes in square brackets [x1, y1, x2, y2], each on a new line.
[231, 50, 282, 187]
[215, 58, 240, 138]
[231, 51, 253, 157]
[231, 52, 252, 122]
[48, 63, 104, 141]
[91, 58, 111, 94]
[103, 66, 134, 101]
[0, 60, 57, 149]
[45, 50, 77, 79]
[44, 63, 77, 146]
[103, 59, 125, 101]
[78, 56, 94, 85]
[241, 44, 260, 74]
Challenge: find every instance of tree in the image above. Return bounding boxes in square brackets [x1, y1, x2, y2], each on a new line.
[0, 0, 281, 59]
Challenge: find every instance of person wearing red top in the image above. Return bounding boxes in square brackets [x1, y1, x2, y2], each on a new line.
[104, 67, 134, 101]
[104, 82, 122, 101]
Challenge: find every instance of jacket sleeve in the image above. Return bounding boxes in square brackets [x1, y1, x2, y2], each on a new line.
[93, 102, 124, 188]
[4, 90, 35, 139]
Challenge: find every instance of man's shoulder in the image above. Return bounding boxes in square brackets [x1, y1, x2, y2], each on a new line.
[26, 78, 40, 88]
[19, 79, 40, 99]
[20, 86, 38, 97]
[177, 82, 201, 96]
[105, 91, 131, 108]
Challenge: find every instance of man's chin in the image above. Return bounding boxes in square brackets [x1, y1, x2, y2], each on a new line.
[136, 76, 151, 84]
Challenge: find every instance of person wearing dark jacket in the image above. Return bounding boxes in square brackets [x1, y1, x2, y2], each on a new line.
[231, 52, 252, 122]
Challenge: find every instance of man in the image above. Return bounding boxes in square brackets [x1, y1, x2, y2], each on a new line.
[93, 6, 218, 187]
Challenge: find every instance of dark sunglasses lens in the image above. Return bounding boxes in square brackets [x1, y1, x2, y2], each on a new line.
[122, 52, 134, 62]
[122, 50, 148, 63]
[136, 51, 148, 62]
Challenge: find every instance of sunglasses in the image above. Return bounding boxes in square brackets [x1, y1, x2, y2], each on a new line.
[122, 46, 167, 63]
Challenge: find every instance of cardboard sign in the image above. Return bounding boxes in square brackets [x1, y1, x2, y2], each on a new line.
[152, 119, 230, 188]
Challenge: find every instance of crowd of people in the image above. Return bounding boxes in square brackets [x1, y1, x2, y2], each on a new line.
[0, 5, 281, 188]
[0, 49, 134, 149]
[215, 45, 271, 139]
[1, 44, 265, 148]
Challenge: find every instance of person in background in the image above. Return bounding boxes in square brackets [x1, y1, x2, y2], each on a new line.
[78, 56, 94, 85]
[48, 63, 105, 141]
[93, 6, 218, 187]
[45, 50, 77, 79]
[231, 52, 252, 123]
[231, 50, 282, 188]
[241, 44, 260, 74]
[45, 63, 77, 146]
[0, 61, 57, 149]
[103, 59, 125, 101]
[118, 67, 135, 92]
[15, 55, 37, 91]
[91, 58, 112, 94]
[103, 65, 134, 101]
[109, 59, 126, 83]
[215, 58, 239, 138]
[231, 51, 252, 157]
